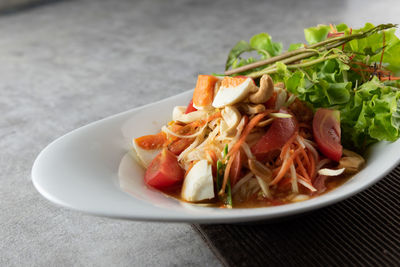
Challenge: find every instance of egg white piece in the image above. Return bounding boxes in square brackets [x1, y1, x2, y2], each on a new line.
[212, 78, 255, 108]
[132, 139, 161, 168]
[181, 160, 215, 202]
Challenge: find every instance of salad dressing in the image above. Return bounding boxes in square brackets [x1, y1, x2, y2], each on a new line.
[159, 172, 353, 209]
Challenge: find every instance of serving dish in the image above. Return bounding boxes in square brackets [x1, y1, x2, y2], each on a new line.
[31, 89, 400, 223]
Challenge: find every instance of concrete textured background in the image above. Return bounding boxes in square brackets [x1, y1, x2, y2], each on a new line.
[1, 0, 399, 266]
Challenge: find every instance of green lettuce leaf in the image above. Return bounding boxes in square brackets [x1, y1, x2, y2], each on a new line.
[345, 23, 400, 72]
[225, 23, 400, 151]
[225, 40, 253, 71]
[304, 25, 331, 44]
[341, 77, 400, 150]
[249, 33, 282, 58]
[288, 43, 305, 52]
[225, 33, 282, 71]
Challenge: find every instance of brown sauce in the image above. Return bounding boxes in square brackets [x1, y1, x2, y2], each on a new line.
[159, 173, 354, 208]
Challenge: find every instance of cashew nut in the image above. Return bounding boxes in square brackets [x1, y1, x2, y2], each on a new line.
[249, 74, 274, 104]
[338, 149, 365, 174]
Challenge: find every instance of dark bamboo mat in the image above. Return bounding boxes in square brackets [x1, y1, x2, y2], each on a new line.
[195, 165, 400, 267]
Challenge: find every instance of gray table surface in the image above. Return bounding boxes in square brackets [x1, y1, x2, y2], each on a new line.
[1, 0, 399, 266]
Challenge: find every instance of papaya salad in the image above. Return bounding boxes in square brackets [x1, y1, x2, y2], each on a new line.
[132, 23, 400, 208]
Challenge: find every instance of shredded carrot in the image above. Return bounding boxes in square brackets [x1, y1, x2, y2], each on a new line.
[295, 156, 311, 181]
[307, 150, 316, 179]
[297, 173, 313, 186]
[206, 149, 218, 169]
[299, 148, 310, 169]
[280, 132, 298, 160]
[219, 110, 272, 194]
[295, 141, 309, 164]
[168, 137, 194, 155]
[270, 148, 302, 185]
[227, 110, 272, 158]
[272, 167, 280, 177]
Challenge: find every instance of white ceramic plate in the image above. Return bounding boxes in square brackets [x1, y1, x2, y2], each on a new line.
[32, 90, 400, 223]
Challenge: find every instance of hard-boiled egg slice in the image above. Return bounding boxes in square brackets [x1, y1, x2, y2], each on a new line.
[181, 160, 214, 202]
[132, 139, 161, 168]
[212, 77, 256, 108]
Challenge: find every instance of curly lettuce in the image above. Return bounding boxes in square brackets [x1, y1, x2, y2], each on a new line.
[225, 23, 400, 152]
[225, 33, 282, 71]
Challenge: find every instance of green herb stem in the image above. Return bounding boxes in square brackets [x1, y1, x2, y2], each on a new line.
[226, 180, 232, 208]
[308, 23, 396, 49]
[247, 54, 340, 78]
[224, 24, 396, 76]
[225, 41, 345, 76]
[224, 48, 317, 76]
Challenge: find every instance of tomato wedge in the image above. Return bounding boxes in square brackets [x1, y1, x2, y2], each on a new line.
[144, 148, 185, 189]
[251, 108, 298, 160]
[312, 108, 342, 162]
[264, 91, 277, 109]
[230, 149, 246, 185]
[185, 99, 197, 114]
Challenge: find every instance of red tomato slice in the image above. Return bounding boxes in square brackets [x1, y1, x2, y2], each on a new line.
[230, 149, 246, 185]
[264, 91, 277, 109]
[185, 99, 197, 114]
[144, 148, 185, 189]
[312, 108, 342, 162]
[251, 108, 298, 160]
